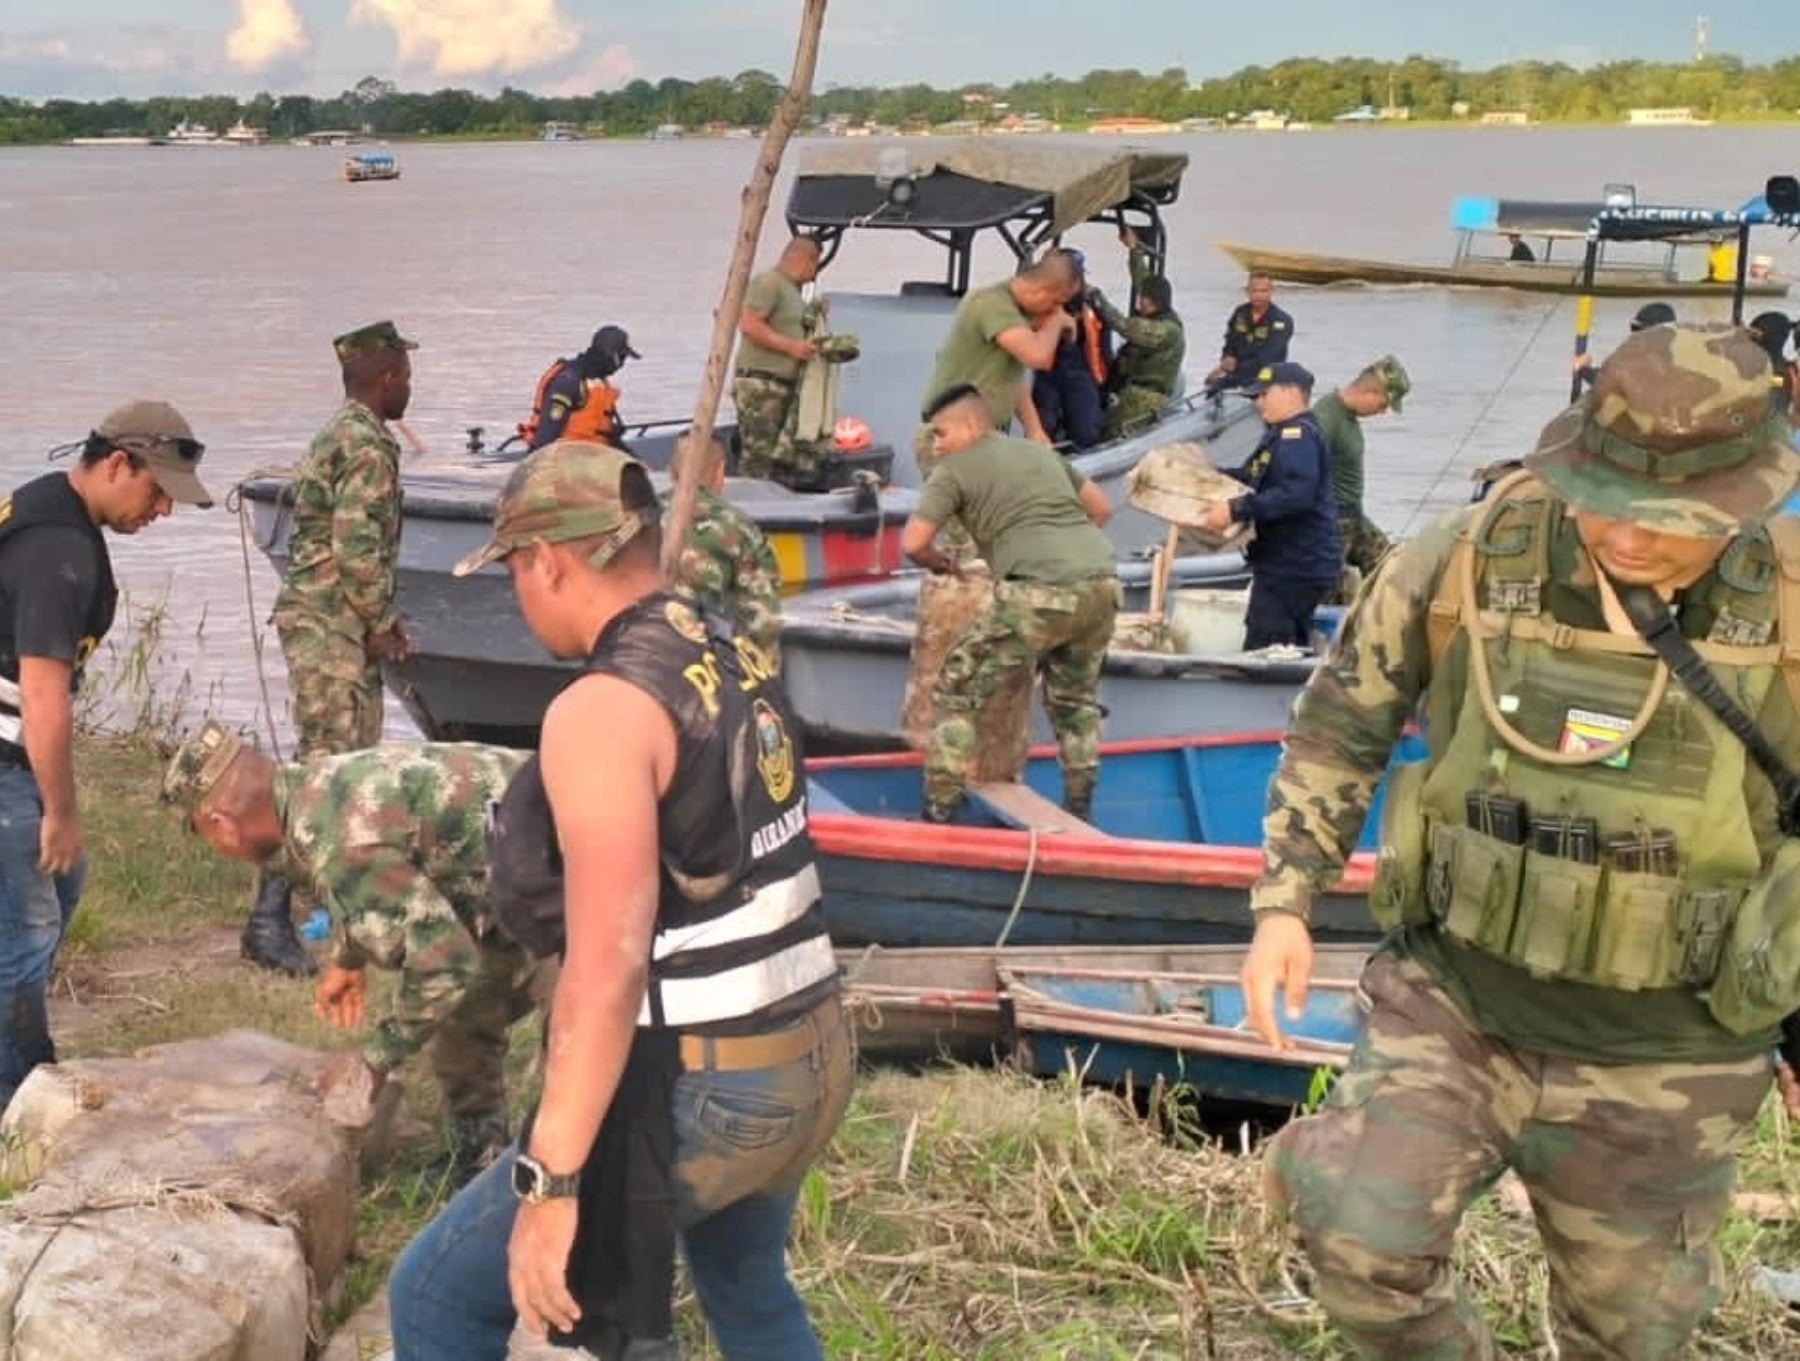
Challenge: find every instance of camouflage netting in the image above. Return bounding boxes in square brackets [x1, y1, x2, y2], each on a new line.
[903, 567, 1031, 782]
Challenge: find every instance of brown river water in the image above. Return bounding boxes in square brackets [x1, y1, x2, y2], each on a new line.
[4, 127, 1797, 737]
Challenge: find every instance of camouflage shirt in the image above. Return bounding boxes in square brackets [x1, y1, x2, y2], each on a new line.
[272, 400, 403, 638]
[663, 485, 784, 662]
[1089, 247, 1185, 400]
[273, 742, 528, 1073]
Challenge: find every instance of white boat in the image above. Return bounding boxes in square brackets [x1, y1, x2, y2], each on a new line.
[166, 119, 219, 145]
[222, 120, 270, 145]
[540, 121, 584, 142]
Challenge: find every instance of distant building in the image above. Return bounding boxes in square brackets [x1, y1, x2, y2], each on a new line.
[1451, 100, 1473, 119]
[1087, 115, 1181, 135]
[1334, 105, 1381, 124]
[1479, 111, 1533, 126]
[1626, 107, 1714, 126]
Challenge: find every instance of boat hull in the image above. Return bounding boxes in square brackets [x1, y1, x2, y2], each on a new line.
[1215, 241, 1790, 298]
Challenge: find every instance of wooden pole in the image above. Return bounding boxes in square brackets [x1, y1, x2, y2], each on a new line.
[659, 0, 829, 577]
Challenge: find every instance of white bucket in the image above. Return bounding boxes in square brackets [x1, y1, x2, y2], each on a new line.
[1167, 588, 1249, 654]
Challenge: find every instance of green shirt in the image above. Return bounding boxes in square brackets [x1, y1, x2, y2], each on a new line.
[916, 434, 1114, 583]
[1310, 391, 1364, 521]
[920, 281, 1032, 426]
[734, 268, 806, 382]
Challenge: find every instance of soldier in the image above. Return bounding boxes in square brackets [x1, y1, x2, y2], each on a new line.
[903, 385, 1117, 822]
[1310, 355, 1409, 598]
[163, 723, 541, 1182]
[260, 320, 418, 977]
[388, 438, 850, 1357]
[0, 401, 211, 1111]
[1204, 272, 1294, 392]
[1199, 362, 1341, 649]
[665, 434, 784, 666]
[733, 235, 823, 486]
[1241, 324, 1800, 1359]
[1087, 226, 1186, 440]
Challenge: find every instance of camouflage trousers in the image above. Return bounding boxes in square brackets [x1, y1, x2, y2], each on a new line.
[1327, 512, 1393, 606]
[912, 425, 977, 565]
[1266, 951, 1771, 1361]
[734, 374, 818, 487]
[428, 937, 555, 1120]
[274, 610, 382, 757]
[924, 575, 1118, 816]
[1101, 384, 1168, 441]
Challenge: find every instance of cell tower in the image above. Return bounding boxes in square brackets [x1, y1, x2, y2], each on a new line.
[1695, 14, 1709, 62]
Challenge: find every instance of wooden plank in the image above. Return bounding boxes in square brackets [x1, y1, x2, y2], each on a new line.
[968, 780, 1109, 839]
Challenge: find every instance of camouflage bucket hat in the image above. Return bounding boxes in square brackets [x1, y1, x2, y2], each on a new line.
[1523, 323, 1800, 539]
[162, 719, 249, 818]
[452, 438, 652, 577]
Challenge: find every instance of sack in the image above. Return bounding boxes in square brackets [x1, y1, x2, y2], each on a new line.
[1125, 441, 1253, 550]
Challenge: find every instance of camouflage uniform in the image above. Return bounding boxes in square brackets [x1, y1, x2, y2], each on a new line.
[732, 374, 808, 484]
[924, 576, 1118, 814]
[664, 484, 784, 666]
[1250, 326, 1800, 1359]
[271, 397, 404, 756]
[1089, 247, 1185, 441]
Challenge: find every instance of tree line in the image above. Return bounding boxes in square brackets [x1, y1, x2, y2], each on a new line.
[5, 56, 1800, 144]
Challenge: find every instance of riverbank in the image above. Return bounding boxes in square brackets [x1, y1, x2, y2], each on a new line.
[9, 733, 1793, 1355]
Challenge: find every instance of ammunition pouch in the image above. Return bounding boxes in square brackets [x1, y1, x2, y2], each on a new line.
[1707, 839, 1800, 1035]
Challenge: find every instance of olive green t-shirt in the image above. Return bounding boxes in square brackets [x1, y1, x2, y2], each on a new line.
[1310, 391, 1365, 520]
[920, 281, 1032, 426]
[734, 268, 806, 382]
[915, 434, 1115, 583]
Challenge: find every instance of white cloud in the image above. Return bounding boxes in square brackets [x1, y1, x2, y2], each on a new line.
[349, 0, 583, 77]
[227, 0, 310, 71]
[542, 43, 638, 96]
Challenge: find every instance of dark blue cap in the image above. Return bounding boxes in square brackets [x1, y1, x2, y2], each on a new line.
[1244, 361, 1314, 395]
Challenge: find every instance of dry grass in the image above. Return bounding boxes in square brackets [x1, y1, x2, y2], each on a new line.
[38, 736, 1800, 1358]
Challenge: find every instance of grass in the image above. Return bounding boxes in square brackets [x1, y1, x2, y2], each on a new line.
[32, 735, 1800, 1357]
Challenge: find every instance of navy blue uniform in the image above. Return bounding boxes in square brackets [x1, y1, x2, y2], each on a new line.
[1215, 303, 1295, 390]
[528, 362, 587, 450]
[1032, 328, 1105, 450]
[1224, 411, 1340, 649]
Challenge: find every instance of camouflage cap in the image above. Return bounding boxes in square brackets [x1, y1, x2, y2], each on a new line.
[332, 320, 419, 366]
[161, 719, 249, 818]
[451, 438, 652, 577]
[94, 399, 215, 508]
[1523, 323, 1800, 539]
[1357, 355, 1410, 413]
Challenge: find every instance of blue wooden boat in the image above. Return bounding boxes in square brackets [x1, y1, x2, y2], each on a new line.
[839, 941, 1368, 1083]
[807, 730, 1424, 948]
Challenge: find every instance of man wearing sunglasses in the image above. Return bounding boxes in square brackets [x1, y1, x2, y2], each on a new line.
[0, 399, 212, 1112]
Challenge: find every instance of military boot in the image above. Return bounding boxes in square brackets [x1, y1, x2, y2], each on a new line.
[429, 1111, 510, 1188]
[240, 872, 318, 977]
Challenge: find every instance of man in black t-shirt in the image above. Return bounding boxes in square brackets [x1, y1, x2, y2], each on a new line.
[0, 400, 212, 1110]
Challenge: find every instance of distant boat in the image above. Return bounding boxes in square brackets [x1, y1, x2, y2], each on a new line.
[222, 119, 270, 146]
[165, 119, 219, 145]
[1217, 188, 1790, 298]
[1087, 116, 1180, 135]
[649, 123, 684, 140]
[1625, 107, 1715, 127]
[69, 133, 165, 147]
[540, 121, 585, 142]
[342, 151, 400, 183]
[293, 129, 362, 147]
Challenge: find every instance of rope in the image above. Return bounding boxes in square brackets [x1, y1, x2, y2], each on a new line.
[1399, 295, 1564, 537]
[993, 826, 1040, 948]
[225, 466, 298, 759]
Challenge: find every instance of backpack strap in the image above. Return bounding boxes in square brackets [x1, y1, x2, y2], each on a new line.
[1762, 515, 1800, 720]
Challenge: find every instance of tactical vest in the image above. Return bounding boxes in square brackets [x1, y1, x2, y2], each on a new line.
[1372, 473, 1800, 1028]
[487, 593, 833, 1031]
[518, 359, 623, 450]
[0, 474, 117, 764]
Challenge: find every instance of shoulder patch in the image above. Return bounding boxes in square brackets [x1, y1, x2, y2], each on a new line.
[1282, 426, 1304, 439]
[1272, 320, 1288, 330]
[664, 598, 710, 646]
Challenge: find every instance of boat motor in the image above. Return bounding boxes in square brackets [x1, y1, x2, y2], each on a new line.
[465, 426, 486, 458]
[1767, 175, 1800, 217]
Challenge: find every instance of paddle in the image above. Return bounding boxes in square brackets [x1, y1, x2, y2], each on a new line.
[659, 0, 830, 578]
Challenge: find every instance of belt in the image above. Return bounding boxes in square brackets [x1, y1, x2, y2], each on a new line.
[736, 369, 797, 387]
[678, 995, 840, 1072]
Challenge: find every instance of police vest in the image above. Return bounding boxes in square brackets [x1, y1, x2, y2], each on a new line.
[1372, 472, 1800, 1034]
[518, 359, 623, 450]
[0, 474, 117, 762]
[487, 593, 834, 1030]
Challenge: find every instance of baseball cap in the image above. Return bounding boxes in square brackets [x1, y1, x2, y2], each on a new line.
[1630, 302, 1677, 332]
[452, 438, 653, 577]
[587, 325, 642, 363]
[161, 719, 250, 818]
[1243, 362, 1315, 397]
[94, 399, 214, 508]
[333, 320, 419, 366]
[1523, 323, 1800, 539]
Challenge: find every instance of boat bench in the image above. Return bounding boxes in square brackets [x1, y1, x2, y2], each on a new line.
[969, 781, 1110, 839]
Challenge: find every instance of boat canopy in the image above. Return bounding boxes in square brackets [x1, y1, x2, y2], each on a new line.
[1451, 195, 1662, 240]
[350, 152, 395, 164]
[1583, 196, 1800, 243]
[788, 139, 1188, 294]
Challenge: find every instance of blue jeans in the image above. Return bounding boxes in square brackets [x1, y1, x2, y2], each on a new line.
[0, 763, 85, 1113]
[390, 996, 855, 1360]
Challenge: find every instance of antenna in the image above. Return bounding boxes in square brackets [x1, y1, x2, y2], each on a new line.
[1695, 14, 1709, 62]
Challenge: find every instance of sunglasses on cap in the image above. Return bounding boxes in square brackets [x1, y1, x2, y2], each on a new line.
[96, 431, 206, 464]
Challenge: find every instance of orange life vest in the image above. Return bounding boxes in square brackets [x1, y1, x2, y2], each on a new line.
[518, 359, 623, 448]
[1080, 309, 1109, 387]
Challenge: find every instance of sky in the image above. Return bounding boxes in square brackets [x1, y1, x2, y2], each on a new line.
[0, 0, 1780, 101]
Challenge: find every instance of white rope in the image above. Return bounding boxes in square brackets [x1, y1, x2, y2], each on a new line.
[993, 825, 1041, 948]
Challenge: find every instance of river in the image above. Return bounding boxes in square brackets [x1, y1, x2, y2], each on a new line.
[3, 126, 1796, 737]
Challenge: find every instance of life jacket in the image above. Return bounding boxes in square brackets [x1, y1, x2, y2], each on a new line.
[1080, 308, 1109, 387]
[485, 593, 835, 1030]
[518, 358, 623, 450]
[0, 474, 117, 765]
[1372, 471, 1800, 1030]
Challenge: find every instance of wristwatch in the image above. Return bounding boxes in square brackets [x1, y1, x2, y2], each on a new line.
[511, 1152, 581, 1204]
